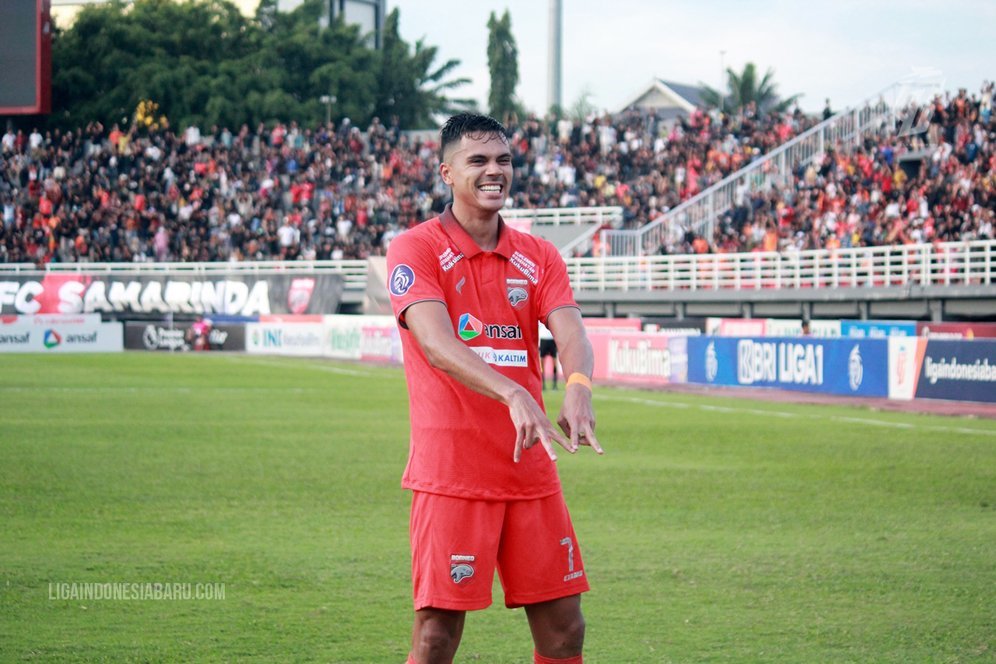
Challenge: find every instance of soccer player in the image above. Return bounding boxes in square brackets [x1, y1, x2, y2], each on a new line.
[386, 112, 603, 664]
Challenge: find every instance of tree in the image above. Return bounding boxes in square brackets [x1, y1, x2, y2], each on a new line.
[40, 0, 468, 132]
[486, 10, 522, 123]
[374, 8, 474, 128]
[700, 62, 800, 115]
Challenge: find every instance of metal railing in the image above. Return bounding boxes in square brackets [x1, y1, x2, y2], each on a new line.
[563, 240, 994, 292]
[4, 241, 991, 296]
[502, 206, 623, 227]
[602, 75, 945, 256]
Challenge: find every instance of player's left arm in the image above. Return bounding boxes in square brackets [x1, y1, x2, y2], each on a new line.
[546, 306, 603, 455]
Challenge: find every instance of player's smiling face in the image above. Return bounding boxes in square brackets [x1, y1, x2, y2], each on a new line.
[441, 132, 513, 216]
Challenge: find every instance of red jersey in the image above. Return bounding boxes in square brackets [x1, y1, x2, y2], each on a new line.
[386, 205, 578, 500]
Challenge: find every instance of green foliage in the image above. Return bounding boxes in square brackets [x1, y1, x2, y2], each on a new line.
[374, 8, 474, 128]
[700, 61, 801, 116]
[486, 10, 522, 123]
[1, 353, 994, 662]
[46, 0, 468, 131]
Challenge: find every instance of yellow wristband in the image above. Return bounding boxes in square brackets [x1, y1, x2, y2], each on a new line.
[566, 372, 592, 390]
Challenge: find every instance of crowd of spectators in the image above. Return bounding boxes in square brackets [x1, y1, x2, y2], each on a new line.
[1, 82, 992, 265]
[0, 100, 817, 264]
[692, 83, 995, 256]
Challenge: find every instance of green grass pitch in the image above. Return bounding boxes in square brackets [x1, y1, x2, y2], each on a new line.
[1, 353, 994, 663]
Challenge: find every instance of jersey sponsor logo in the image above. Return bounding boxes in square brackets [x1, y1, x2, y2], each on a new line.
[459, 313, 522, 341]
[389, 264, 416, 297]
[471, 346, 529, 367]
[455, 276, 466, 294]
[438, 247, 464, 272]
[483, 323, 522, 340]
[458, 313, 483, 341]
[450, 554, 476, 584]
[510, 251, 538, 284]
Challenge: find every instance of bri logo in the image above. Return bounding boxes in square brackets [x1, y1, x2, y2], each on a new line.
[457, 313, 483, 341]
[43, 329, 62, 349]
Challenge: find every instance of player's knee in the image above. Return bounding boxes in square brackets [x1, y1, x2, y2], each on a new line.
[560, 612, 586, 651]
[414, 618, 460, 661]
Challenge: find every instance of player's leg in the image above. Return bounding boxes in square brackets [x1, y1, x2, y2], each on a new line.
[498, 493, 590, 661]
[407, 492, 503, 663]
[525, 594, 585, 661]
[409, 608, 466, 664]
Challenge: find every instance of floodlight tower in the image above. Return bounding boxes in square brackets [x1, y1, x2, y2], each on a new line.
[547, 0, 563, 115]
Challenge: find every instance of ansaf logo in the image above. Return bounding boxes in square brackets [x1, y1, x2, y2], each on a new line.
[458, 313, 483, 341]
[43, 329, 62, 349]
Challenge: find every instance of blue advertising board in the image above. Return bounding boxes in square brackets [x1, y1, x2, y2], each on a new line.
[688, 337, 889, 397]
[841, 320, 917, 338]
[915, 340, 996, 403]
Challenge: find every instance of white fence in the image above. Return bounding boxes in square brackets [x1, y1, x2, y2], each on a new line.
[502, 206, 623, 227]
[564, 240, 995, 292]
[4, 241, 993, 296]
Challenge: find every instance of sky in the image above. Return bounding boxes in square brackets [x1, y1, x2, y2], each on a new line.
[387, 0, 995, 115]
[51, 0, 994, 116]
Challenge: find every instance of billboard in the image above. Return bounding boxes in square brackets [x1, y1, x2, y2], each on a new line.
[0, 273, 343, 317]
[246, 322, 326, 356]
[124, 322, 246, 352]
[687, 337, 889, 397]
[916, 322, 996, 339]
[0, 321, 122, 353]
[842, 320, 917, 338]
[589, 330, 686, 386]
[0, 0, 51, 114]
[915, 340, 996, 403]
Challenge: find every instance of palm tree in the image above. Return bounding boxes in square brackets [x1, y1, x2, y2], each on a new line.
[375, 9, 475, 128]
[700, 62, 800, 115]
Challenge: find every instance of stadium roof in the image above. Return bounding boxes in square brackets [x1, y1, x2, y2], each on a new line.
[617, 78, 711, 117]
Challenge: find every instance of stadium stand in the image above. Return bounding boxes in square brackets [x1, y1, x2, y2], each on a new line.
[1, 82, 991, 267]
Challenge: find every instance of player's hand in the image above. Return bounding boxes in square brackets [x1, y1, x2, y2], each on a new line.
[506, 388, 573, 463]
[557, 383, 603, 456]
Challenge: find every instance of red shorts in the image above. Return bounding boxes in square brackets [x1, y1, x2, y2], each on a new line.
[409, 491, 590, 611]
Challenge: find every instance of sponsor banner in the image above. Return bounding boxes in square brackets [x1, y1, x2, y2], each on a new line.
[640, 317, 707, 336]
[915, 340, 996, 403]
[359, 320, 403, 363]
[888, 337, 928, 400]
[0, 313, 102, 326]
[842, 320, 917, 338]
[706, 317, 768, 337]
[589, 331, 686, 385]
[124, 322, 246, 352]
[325, 315, 361, 360]
[688, 337, 889, 397]
[0, 322, 123, 353]
[0, 273, 343, 317]
[916, 322, 996, 339]
[246, 322, 326, 356]
[808, 320, 842, 337]
[766, 319, 804, 337]
[582, 317, 642, 332]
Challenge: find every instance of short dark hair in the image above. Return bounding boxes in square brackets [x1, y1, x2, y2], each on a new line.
[439, 112, 508, 161]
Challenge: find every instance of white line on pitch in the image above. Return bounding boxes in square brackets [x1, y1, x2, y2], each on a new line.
[598, 394, 996, 437]
[221, 355, 376, 377]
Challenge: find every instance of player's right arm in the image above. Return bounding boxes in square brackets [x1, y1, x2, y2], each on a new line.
[403, 300, 571, 462]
